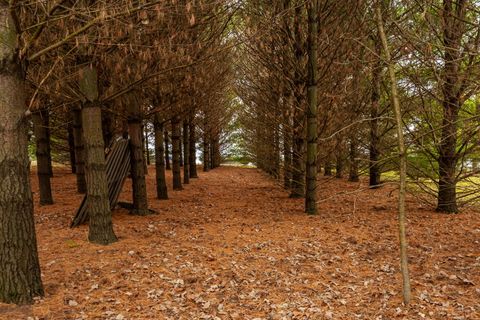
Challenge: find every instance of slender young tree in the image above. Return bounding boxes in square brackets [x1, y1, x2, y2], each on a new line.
[376, 3, 411, 304]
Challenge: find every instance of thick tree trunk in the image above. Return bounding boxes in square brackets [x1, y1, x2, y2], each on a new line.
[183, 121, 190, 184]
[82, 104, 117, 245]
[164, 129, 171, 170]
[171, 117, 183, 190]
[32, 109, 53, 205]
[0, 8, 44, 303]
[189, 118, 198, 178]
[72, 108, 87, 193]
[305, 0, 319, 214]
[68, 122, 76, 174]
[128, 118, 150, 215]
[436, 0, 464, 213]
[79, 64, 117, 245]
[369, 39, 382, 188]
[154, 115, 168, 199]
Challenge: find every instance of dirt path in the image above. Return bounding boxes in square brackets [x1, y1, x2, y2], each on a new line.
[1, 166, 479, 319]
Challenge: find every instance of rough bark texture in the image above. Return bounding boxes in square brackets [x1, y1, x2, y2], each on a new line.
[0, 6, 44, 304]
[436, 0, 465, 213]
[183, 121, 190, 184]
[154, 115, 168, 199]
[79, 64, 117, 245]
[32, 109, 53, 205]
[82, 103, 118, 245]
[164, 129, 171, 170]
[305, 0, 318, 214]
[171, 118, 183, 190]
[72, 108, 87, 193]
[188, 118, 198, 178]
[128, 118, 150, 215]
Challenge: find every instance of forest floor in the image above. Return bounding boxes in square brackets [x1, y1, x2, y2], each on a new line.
[1, 165, 479, 320]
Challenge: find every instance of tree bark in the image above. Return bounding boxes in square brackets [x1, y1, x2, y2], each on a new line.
[172, 117, 183, 190]
[436, 0, 465, 213]
[144, 123, 151, 166]
[32, 109, 53, 205]
[183, 121, 190, 184]
[0, 7, 44, 304]
[348, 136, 359, 182]
[164, 129, 171, 170]
[154, 115, 168, 199]
[128, 118, 150, 215]
[305, 0, 318, 214]
[189, 117, 198, 178]
[79, 64, 117, 245]
[72, 108, 87, 193]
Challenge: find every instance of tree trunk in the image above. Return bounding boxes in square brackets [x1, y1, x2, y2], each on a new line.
[179, 128, 183, 167]
[289, 4, 306, 199]
[82, 103, 118, 245]
[0, 7, 44, 304]
[128, 118, 150, 215]
[305, 0, 318, 214]
[72, 108, 87, 193]
[101, 110, 114, 149]
[154, 115, 168, 199]
[376, 5, 411, 304]
[203, 134, 210, 172]
[68, 122, 76, 174]
[183, 121, 190, 184]
[436, 0, 465, 213]
[324, 160, 332, 176]
[164, 129, 171, 170]
[369, 38, 382, 188]
[144, 123, 151, 166]
[172, 117, 183, 190]
[348, 137, 359, 182]
[189, 118, 198, 178]
[335, 141, 345, 179]
[79, 64, 117, 245]
[32, 109, 53, 205]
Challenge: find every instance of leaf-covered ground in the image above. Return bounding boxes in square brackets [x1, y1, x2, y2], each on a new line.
[1, 166, 479, 319]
